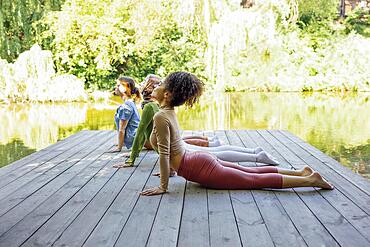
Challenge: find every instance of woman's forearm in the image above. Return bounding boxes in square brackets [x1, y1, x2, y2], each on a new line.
[118, 130, 125, 150]
[159, 155, 170, 191]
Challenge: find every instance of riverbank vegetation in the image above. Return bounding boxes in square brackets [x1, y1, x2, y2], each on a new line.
[0, 0, 369, 102]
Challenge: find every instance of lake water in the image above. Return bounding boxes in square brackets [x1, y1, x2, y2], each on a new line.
[1, 92, 369, 179]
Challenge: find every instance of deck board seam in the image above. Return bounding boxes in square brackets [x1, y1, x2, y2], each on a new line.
[20, 145, 122, 246]
[0, 131, 100, 189]
[0, 131, 114, 218]
[279, 130, 370, 196]
[245, 130, 310, 246]
[80, 150, 153, 246]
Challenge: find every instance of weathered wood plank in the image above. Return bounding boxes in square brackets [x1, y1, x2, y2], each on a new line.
[207, 130, 242, 247]
[296, 188, 370, 247]
[0, 130, 87, 177]
[177, 130, 210, 247]
[227, 130, 274, 247]
[146, 175, 186, 247]
[0, 131, 106, 202]
[257, 130, 340, 247]
[145, 127, 187, 246]
[268, 130, 370, 243]
[277, 130, 370, 215]
[0, 130, 96, 189]
[0, 131, 94, 183]
[178, 182, 210, 247]
[0, 129, 368, 247]
[208, 189, 242, 247]
[282, 130, 370, 196]
[244, 130, 307, 247]
[59, 152, 157, 247]
[113, 165, 162, 247]
[0, 132, 115, 240]
[22, 149, 148, 247]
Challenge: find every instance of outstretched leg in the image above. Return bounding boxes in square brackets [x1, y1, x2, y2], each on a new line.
[219, 159, 313, 176]
[180, 152, 333, 190]
[185, 143, 258, 153]
[203, 165, 333, 190]
[208, 151, 279, 164]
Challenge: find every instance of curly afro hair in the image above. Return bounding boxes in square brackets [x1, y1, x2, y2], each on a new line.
[164, 72, 204, 107]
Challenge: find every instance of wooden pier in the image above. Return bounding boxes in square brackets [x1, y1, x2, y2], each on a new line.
[0, 130, 369, 247]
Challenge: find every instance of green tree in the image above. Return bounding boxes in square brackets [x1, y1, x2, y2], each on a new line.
[0, 0, 63, 61]
[36, 0, 207, 89]
[344, 7, 370, 37]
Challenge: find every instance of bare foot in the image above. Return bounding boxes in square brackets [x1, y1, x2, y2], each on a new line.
[257, 151, 279, 165]
[310, 172, 334, 190]
[300, 166, 314, 176]
[254, 147, 264, 154]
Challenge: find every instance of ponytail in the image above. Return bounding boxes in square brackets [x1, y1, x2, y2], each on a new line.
[117, 76, 142, 103]
[131, 86, 142, 104]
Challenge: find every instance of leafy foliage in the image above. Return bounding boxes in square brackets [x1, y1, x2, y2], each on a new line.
[0, 0, 64, 61]
[344, 7, 370, 37]
[35, 0, 206, 89]
[1, 0, 369, 95]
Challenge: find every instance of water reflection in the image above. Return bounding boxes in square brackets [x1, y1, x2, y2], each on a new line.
[0, 139, 36, 167]
[0, 93, 369, 179]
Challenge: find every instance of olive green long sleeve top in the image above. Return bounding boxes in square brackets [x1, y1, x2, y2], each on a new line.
[129, 102, 160, 161]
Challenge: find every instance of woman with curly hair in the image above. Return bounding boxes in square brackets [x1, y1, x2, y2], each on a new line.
[113, 74, 222, 168]
[113, 74, 279, 168]
[140, 71, 333, 196]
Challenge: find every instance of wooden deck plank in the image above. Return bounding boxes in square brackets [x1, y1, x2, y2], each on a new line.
[0, 138, 116, 246]
[0, 131, 97, 189]
[233, 130, 308, 246]
[255, 130, 340, 247]
[22, 149, 148, 247]
[274, 130, 370, 215]
[177, 130, 210, 247]
[62, 152, 156, 247]
[177, 182, 210, 247]
[21, 154, 121, 247]
[208, 130, 242, 247]
[245, 130, 307, 246]
[268, 130, 370, 244]
[145, 128, 189, 247]
[0, 131, 110, 216]
[224, 130, 274, 247]
[296, 188, 370, 247]
[113, 165, 162, 247]
[146, 175, 186, 247]
[281, 130, 370, 196]
[0, 130, 87, 177]
[0, 131, 105, 202]
[0, 130, 368, 247]
[0, 132, 115, 242]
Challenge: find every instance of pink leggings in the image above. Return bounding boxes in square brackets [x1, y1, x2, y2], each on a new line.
[177, 151, 283, 189]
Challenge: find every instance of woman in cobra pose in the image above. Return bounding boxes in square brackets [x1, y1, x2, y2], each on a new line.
[113, 74, 278, 168]
[140, 71, 334, 196]
[111, 76, 141, 152]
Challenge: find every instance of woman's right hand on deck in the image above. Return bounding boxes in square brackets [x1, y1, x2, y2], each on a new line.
[140, 186, 166, 196]
[152, 170, 177, 177]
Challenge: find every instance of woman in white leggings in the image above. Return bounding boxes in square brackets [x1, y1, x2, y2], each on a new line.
[184, 142, 279, 164]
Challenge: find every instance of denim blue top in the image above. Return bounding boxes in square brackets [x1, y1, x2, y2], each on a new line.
[114, 99, 140, 149]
